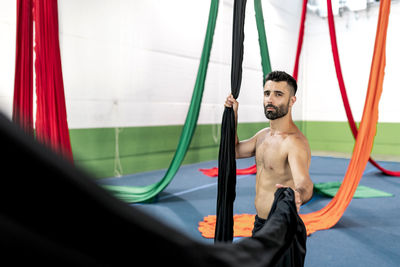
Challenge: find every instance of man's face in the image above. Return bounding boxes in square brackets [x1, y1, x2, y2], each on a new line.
[263, 81, 295, 120]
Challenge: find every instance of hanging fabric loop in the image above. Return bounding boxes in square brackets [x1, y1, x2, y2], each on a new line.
[103, 0, 220, 203]
[215, 0, 247, 243]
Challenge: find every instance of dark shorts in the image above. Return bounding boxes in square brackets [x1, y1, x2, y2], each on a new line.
[252, 215, 267, 236]
[252, 214, 302, 267]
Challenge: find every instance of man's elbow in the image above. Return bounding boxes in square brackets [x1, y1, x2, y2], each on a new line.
[303, 181, 314, 204]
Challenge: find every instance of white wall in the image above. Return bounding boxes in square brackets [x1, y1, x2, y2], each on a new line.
[302, 1, 400, 123]
[1, 0, 398, 129]
[0, 0, 16, 118]
[0, 0, 302, 128]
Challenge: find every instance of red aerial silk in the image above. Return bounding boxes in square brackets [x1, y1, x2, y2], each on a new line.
[326, 0, 400, 176]
[34, 0, 73, 161]
[13, 0, 34, 136]
[199, 164, 256, 177]
[292, 0, 308, 81]
[12, 0, 73, 161]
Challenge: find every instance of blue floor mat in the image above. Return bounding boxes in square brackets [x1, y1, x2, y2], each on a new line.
[99, 156, 400, 267]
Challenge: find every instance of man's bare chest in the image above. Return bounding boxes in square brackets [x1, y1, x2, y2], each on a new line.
[255, 138, 290, 174]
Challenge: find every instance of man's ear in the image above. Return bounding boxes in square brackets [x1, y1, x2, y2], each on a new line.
[289, 95, 297, 107]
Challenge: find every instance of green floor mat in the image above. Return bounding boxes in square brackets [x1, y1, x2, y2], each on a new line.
[314, 181, 394, 198]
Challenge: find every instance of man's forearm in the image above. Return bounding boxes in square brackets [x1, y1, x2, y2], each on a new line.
[295, 182, 313, 205]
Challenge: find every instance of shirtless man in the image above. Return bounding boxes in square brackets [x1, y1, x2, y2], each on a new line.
[224, 70, 313, 234]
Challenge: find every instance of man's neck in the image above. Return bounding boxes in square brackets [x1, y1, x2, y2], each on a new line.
[269, 114, 295, 135]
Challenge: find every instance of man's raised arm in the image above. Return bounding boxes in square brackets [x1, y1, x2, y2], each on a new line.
[224, 94, 257, 159]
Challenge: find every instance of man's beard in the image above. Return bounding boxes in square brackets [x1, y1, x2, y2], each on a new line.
[264, 102, 289, 120]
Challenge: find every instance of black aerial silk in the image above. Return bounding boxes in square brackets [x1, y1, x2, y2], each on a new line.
[0, 111, 306, 266]
[215, 0, 247, 243]
[213, 0, 307, 265]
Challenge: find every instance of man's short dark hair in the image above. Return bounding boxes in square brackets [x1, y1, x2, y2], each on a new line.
[265, 71, 297, 95]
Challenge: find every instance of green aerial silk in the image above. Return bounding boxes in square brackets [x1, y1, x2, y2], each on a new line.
[103, 0, 219, 203]
[314, 181, 393, 199]
[254, 0, 272, 81]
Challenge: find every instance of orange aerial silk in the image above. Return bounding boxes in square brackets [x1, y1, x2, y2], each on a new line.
[299, 0, 391, 235]
[199, 214, 255, 238]
[198, 0, 391, 238]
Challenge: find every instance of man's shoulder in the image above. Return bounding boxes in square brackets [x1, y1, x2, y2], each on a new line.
[285, 131, 310, 151]
[255, 127, 270, 138]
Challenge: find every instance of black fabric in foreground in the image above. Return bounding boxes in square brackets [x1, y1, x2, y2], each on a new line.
[249, 188, 307, 267]
[215, 0, 247, 243]
[0, 112, 306, 266]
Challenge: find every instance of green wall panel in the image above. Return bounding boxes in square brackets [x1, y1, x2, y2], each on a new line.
[70, 121, 400, 179]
